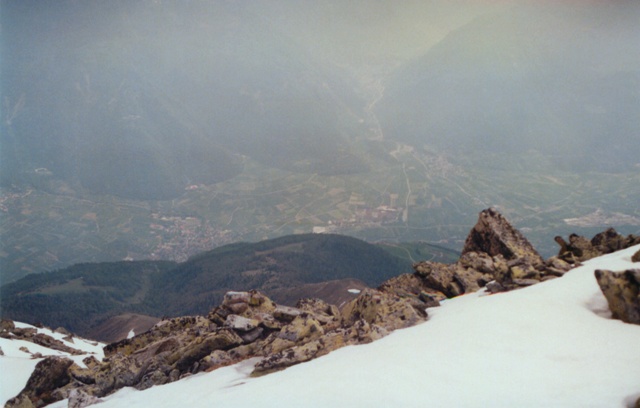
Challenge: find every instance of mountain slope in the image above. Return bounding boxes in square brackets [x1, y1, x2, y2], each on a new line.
[47, 244, 640, 408]
[378, 1, 640, 172]
[0, 234, 416, 338]
[1, 0, 367, 199]
[136, 233, 413, 315]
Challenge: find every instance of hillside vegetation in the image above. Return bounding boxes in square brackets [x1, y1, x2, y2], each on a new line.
[1, 234, 443, 337]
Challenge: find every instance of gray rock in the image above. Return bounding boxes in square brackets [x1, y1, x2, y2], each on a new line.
[594, 269, 640, 324]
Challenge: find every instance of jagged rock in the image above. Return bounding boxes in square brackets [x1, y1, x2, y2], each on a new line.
[68, 388, 102, 408]
[341, 288, 423, 332]
[462, 208, 544, 267]
[6, 356, 74, 408]
[555, 229, 640, 264]
[632, 249, 640, 263]
[593, 229, 640, 254]
[555, 234, 600, 263]
[594, 269, 640, 324]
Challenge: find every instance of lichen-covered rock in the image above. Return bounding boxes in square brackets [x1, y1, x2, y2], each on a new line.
[295, 298, 341, 329]
[170, 329, 243, 372]
[273, 305, 303, 322]
[6, 356, 74, 408]
[341, 288, 423, 331]
[253, 331, 348, 376]
[276, 314, 324, 343]
[594, 269, 640, 324]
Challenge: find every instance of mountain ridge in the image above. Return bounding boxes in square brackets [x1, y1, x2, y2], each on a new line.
[1, 233, 448, 339]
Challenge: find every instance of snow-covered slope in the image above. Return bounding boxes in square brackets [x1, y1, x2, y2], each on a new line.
[37, 244, 639, 408]
[0, 323, 105, 405]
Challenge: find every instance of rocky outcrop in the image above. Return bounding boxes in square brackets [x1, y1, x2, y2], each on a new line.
[594, 269, 640, 325]
[7, 286, 428, 406]
[632, 249, 640, 263]
[462, 208, 545, 267]
[555, 228, 640, 264]
[400, 209, 576, 296]
[0, 320, 87, 356]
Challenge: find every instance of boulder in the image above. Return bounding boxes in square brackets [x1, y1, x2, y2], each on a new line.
[5, 356, 74, 408]
[632, 249, 640, 263]
[594, 269, 640, 324]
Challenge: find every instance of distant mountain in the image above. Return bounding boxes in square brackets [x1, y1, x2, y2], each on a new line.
[377, 2, 640, 172]
[1, 0, 367, 200]
[0, 234, 424, 339]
